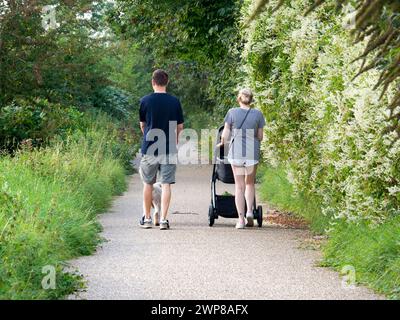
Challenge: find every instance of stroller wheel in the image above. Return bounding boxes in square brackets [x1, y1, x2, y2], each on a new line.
[257, 206, 263, 227]
[208, 205, 215, 227]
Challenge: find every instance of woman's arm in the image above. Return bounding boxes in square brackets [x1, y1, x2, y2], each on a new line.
[257, 127, 264, 141]
[217, 122, 231, 147]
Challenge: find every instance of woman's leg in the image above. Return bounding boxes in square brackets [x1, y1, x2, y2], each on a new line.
[244, 165, 257, 218]
[231, 165, 246, 225]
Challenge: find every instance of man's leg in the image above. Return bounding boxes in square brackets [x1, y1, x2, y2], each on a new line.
[159, 157, 177, 228]
[139, 155, 158, 222]
[161, 184, 171, 221]
[143, 183, 153, 220]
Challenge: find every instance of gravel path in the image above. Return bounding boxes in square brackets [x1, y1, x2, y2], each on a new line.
[70, 165, 382, 300]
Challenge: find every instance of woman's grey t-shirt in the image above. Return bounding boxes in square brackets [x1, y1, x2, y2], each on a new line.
[224, 107, 266, 161]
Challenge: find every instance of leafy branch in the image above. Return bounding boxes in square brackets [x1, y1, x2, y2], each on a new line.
[246, 0, 400, 111]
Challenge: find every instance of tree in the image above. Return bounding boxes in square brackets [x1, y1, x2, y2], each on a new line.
[0, 0, 110, 108]
[108, 0, 244, 122]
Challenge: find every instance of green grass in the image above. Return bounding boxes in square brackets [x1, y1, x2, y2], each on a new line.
[258, 165, 400, 299]
[0, 113, 131, 299]
[322, 218, 400, 299]
[258, 165, 330, 234]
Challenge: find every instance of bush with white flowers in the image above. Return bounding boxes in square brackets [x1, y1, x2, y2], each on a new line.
[242, 0, 400, 223]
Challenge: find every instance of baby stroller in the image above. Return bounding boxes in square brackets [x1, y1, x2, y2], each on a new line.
[209, 126, 263, 227]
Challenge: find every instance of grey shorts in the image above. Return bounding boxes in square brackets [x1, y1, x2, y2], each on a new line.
[139, 154, 177, 185]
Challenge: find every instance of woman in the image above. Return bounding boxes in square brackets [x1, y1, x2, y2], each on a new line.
[220, 88, 266, 229]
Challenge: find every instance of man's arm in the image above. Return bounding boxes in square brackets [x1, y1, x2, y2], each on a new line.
[140, 122, 146, 135]
[176, 101, 184, 144]
[139, 98, 146, 135]
[177, 123, 184, 144]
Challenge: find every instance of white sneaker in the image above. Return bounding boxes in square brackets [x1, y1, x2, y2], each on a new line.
[141, 218, 152, 229]
[246, 212, 254, 227]
[160, 220, 170, 230]
[235, 218, 246, 229]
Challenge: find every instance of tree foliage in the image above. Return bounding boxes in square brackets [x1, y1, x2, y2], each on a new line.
[0, 1, 116, 108]
[108, 0, 244, 123]
[0, 1, 141, 151]
[246, 0, 400, 111]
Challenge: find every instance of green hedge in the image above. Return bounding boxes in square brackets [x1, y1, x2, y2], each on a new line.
[242, 0, 399, 223]
[245, 0, 400, 298]
[0, 112, 132, 299]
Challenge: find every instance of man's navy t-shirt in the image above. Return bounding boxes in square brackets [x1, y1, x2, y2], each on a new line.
[139, 93, 184, 156]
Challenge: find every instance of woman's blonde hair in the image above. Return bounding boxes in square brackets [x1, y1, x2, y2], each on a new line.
[238, 88, 254, 106]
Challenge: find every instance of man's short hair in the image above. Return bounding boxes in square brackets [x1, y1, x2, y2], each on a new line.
[152, 69, 169, 87]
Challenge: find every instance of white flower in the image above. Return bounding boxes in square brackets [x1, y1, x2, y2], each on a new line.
[388, 186, 400, 196]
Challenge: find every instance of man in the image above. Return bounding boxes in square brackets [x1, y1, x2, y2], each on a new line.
[139, 69, 184, 230]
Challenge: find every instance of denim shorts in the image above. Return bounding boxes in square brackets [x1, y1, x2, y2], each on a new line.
[228, 158, 259, 167]
[139, 154, 177, 185]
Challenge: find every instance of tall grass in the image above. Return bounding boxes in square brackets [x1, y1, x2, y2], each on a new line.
[258, 166, 330, 234]
[0, 112, 130, 299]
[322, 218, 400, 299]
[259, 166, 400, 299]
